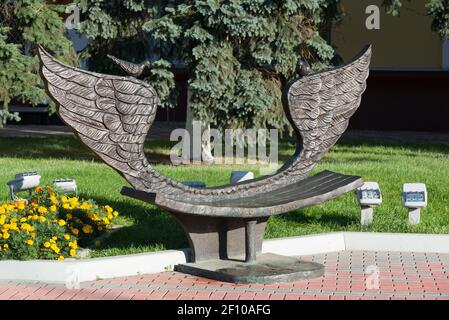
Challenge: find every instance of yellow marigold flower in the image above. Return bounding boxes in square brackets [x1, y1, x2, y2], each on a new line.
[37, 207, 47, 214]
[0, 207, 5, 214]
[57, 219, 66, 226]
[50, 244, 60, 254]
[21, 223, 32, 231]
[39, 216, 46, 223]
[66, 213, 73, 220]
[52, 236, 57, 241]
[50, 205, 57, 213]
[3, 232, 10, 239]
[69, 198, 78, 206]
[104, 205, 113, 213]
[62, 203, 70, 210]
[82, 225, 93, 234]
[71, 228, 79, 235]
[107, 213, 113, 219]
[20, 217, 27, 223]
[17, 202, 26, 210]
[31, 233, 36, 238]
[50, 195, 59, 205]
[57, 256, 65, 261]
[103, 218, 110, 225]
[26, 239, 34, 246]
[113, 211, 119, 217]
[80, 202, 90, 210]
[68, 241, 78, 249]
[69, 249, 76, 256]
[63, 234, 70, 240]
[44, 242, 51, 248]
[3, 244, 9, 249]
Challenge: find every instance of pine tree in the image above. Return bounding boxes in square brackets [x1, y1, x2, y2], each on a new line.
[75, 0, 339, 133]
[0, 0, 77, 127]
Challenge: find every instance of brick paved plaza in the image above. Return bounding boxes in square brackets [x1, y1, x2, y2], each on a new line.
[1, 250, 449, 300]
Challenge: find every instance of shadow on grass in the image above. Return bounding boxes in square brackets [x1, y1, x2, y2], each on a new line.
[1, 136, 448, 164]
[0, 136, 175, 164]
[276, 209, 359, 228]
[85, 194, 188, 251]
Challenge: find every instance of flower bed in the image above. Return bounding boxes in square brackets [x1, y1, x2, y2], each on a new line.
[0, 186, 119, 261]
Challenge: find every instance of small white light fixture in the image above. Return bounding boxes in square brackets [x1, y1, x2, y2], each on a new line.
[355, 182, 382, 226]
[53, 179, 78, 195]
[7, 172, 41, 200]
[403, 183, 427, 225]
[230, 171, 254, 184]
[182, 181, 206, 188]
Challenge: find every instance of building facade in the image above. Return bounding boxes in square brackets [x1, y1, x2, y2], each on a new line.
[332, 0, 449, 131]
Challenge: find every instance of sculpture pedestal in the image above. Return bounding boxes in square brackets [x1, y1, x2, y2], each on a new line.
[175, 253, 324, 284]
[168, 213, 324, 283]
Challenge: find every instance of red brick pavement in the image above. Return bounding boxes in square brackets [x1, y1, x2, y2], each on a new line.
[1, 251, 449, 300]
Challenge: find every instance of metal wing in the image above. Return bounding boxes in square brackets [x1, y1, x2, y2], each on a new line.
[38, 45, 159, 190]
[284, 46, 371, 178]
[107, 54, 145, 77]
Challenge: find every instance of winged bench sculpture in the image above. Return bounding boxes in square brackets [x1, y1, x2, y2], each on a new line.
[38, 45, 371, 283]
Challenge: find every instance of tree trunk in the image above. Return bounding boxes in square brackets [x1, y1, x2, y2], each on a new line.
[185, 90, 214, 164]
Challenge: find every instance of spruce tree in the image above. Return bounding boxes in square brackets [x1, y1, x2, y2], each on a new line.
[75, 0, 339, 133]
[0, 0, 76, 127]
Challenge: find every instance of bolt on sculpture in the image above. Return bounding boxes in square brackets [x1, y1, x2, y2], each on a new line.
[38, 45, 371, 283]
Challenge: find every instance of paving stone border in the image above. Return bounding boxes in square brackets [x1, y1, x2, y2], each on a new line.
[1, 232, 449, 284]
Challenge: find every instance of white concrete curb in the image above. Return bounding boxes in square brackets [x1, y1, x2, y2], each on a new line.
[2, 232, 449, 284]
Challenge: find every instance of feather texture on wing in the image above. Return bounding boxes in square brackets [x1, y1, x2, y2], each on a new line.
[38, 45, 162, 191]
[281, 45, 371, 181]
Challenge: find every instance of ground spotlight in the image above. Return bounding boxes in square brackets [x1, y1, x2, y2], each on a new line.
[53, 179, 78, 195]
[355, 182, 382, 226]
[403, 183, 427, 225]
[7, 172, 41, 200]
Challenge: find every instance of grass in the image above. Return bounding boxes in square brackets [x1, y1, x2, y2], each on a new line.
[0, 134, 448, 258]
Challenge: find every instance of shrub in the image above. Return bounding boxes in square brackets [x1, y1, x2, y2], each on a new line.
[0, 186, 119, 261]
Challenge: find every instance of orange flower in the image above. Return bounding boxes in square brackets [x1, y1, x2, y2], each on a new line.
[46, 186, 53, 191]
[36, 186, 43, 193]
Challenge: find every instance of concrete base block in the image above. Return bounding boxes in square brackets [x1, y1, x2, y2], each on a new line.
[361, 206, 374, 226]
[408, 208, 421, 225]
[175, 253, 324, 284]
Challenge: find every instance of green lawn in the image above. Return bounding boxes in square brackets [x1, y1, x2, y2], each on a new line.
[0, 134, 448, 258]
